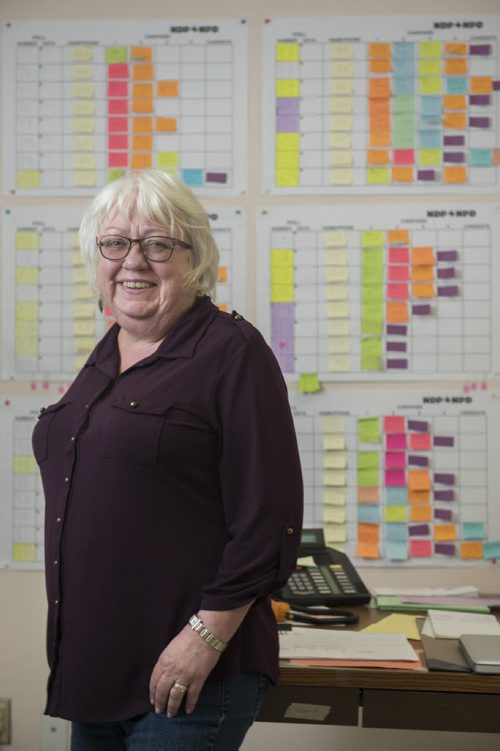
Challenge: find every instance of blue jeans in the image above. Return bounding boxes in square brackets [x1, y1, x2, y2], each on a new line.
[71, 673, 271, 750]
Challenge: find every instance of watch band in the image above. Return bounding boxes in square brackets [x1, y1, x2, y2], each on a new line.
[188, 614, 228, 653]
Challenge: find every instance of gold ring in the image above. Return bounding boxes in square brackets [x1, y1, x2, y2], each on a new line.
[172, 681, 188, 694]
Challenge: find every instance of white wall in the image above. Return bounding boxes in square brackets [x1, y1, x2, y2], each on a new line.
[1, 0, 499, 749]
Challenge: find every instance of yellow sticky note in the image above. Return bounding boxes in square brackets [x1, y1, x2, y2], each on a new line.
[158, 152, 179, 168]
[328, 337, 350, 354]
[323, 469, 346, 486]
[330, 78, 353, 95]
[326, 284, 348, 302]
[419, 41, 442, 57]
[323, 434, 346, 451]
[276, 132, 300, 150]
[330, 96, 352, 113]
[72, 82, 95, 98]
[419, 58, 441, 76]
[324, 452, 347, 469]
[16, 302, 38, 321]
[329, 132, 352, 149]
[72, 65, 94, 81]
[16, 337, 37, 356]
[330, 43, 354, 59]
[326, 266, 349, 283]
[16, 267, 38, 285]
[276, 150, 300, 168]
[326, 248, 348, 265]
[329, 168, 353, 185]
[73, 321, 95, 336]
[324, 505, 346, 524]
[71, 46, 94, 62]
[362, 614, 421, 641]
[327, 301, 349, 318]
[323, 416, 345, 432]
[328, 319, 349, 336]
[330, 114, 352, 131]
[299, 373, 321, 394]
[73, 100, 96, 116]
[73, 284, 93, 300]
[276, 169, 299, 187]
[14, 455, 37, 474]
[72, 135, 94, 152]
[13, 543, 36, 562]
[419, 149, 441, 166]
[331, 60, 354, 77]
[74, 153, 96, 170]
[74, 336, 96, 354]
[73, 303, 95, 318]
[16, 170, 40, 189]
[74, 171, 96, 187]
[329, 150, 352, 167]
[367, 167, 390, 185]
[73, 118, 95, 134]
[74, 354, 89, 369]
[329, 355, 351, 371]
[276, 79, 300, 97]
[276, 43, 300, 62]
[16, 231, 38, 250]
[324, 487, 345, 505]
[72, 267, 88, 284]
[384, 505, 407, 522]
[419, 77, 442, 95]
[324, 230, 348, 248]
[324, 524, 347, 544]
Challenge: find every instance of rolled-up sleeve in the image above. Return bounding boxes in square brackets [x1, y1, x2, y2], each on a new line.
[200, 335, 304, 610]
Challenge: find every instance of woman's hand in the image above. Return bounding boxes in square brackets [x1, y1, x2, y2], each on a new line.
[149, 624, 221, 718]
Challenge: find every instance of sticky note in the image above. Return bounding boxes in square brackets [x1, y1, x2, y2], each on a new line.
[106, 47, 127, 63]
[410, 505, 432, 522]
[14, 455, 37, 474]
[133, 63, 154, 81]
[71, 45, 94, 62]
[358, 417, 380, 444]
[434, 524, 457, 541]
[444, 166, 467, 184]
[299, 373, 321, 393]
[16, 231, 39, 250]
[358, 487, 380, 503]
[462, 522, 485, 540]
[361, 337, 382, 370]
[130, 46, 153, 62]
[412, 246, 434, 265]
[132, 117, 153, 133]
[323, 434, 345, 451]
[323, 469, 346, 487]
[470, 76, 493, 94]
[276, 79, 300, 97]
[156, 118, 177, 132]
[131, 153, 153, 169]
[16, 170, 40, 189]
[16, 267, 39, 285]
[409, 539, 432, 557]
[132, 135, 153, 151]
[460, 541, 483, 560]
[13, 543, 36, 562]
[483, 541, 500, 560]
[408, 469, 431, 491]
[324, 487, 346, 505]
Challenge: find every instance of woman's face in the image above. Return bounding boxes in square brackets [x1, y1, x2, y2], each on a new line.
[96, 209, 195, 340]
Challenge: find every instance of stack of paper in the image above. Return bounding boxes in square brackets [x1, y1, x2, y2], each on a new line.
[423, 609, 500, 639]
[373, 594, 491, 614]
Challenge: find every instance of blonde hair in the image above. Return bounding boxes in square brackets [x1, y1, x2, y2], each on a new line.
[79, 170, 219, 298]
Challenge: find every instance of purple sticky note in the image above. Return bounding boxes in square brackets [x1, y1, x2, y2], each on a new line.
[408, 454, 429, 467]
[387, 359, 408, 369]
[469, 116, 490, 128]
[443, 152, 465, 163]
[276, 114, 300, 132]
[386, 341, 407, 352]
[434, 473, 455, 486]
[276, 98, 301, 115]
[409, 524, 430, 536]
[437, 250, 458, 262]
[418, 170, 436, 181]
[443, 135, 465, 146]
[435, 508, 453, 521]
[494, 80, 500, 92]
[435, 542, 456, 556]
[469, 44, 491, 55]
[412, 304, 432, 315]
[438, 286, 459, 297]
[469, 94, 491, 106]
[437, 267, 455, 279]
[206, 172, 227, 184]
[408, 420, 428, 432]
[386, 324, 407, 336]
[434, 489, 455, 501]
[433, 435, 455, 447]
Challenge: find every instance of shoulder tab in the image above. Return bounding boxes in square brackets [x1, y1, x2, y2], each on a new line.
[231, 310, 244, 321]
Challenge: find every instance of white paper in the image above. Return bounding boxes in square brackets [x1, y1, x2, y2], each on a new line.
[373, 586, 479, 597]
[427, 609, 500, 639]
[279, 626, 418, 661]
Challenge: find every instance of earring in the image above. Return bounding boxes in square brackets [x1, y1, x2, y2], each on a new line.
[98, 297, 104, 313]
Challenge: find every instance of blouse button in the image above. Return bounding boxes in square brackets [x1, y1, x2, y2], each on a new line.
[129, 401, 138, 408]
[70, 436, 75, 442]
[56, 517, 62, 523]
[286, 526, 295, 535]
[64, 476, 70, 483]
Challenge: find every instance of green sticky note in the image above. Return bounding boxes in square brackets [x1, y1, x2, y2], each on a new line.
[362, 230, 384, 249]
[108, 168, 126, 183]
[361, 337, 383, 371]
[106, 46, 127, 63]
[358, 417, 381, 444]
[361, 304, 384, 335]
[357, 467, 380, 487]
[358, 451, 380, 469]
[299, 373, 321, 394]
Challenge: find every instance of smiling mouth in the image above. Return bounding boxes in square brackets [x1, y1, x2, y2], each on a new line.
[120, 281, 156, 289]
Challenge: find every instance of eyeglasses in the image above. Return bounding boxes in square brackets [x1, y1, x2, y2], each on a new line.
[96, 235, 193, 262]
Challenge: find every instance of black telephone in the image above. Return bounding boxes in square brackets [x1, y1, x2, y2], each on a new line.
[276, 528, 371, 608]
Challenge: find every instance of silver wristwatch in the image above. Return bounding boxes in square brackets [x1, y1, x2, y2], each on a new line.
[188, 613, 228, 653]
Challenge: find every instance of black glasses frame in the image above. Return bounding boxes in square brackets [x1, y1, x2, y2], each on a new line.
[96, 235, 193, 262]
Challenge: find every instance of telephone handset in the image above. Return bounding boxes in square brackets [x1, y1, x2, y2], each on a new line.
[276, 528, 371, 608]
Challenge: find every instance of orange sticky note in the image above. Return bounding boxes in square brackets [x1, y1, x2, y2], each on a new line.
[356, 540, 380, 559]
[410, 505, 432, 522]
[444, 94, 466, 110]
[157, 80, 179, 97]
[445, 42, 466, 55]
[132, 117, 153, 133]
[357, 487, 380, 503]
[408, 469, 431, 491]
[156, 117, 177, 132]
[132, 134, 153, 151]
[369, 42, 391, 58]
[412, 246, 434, 265]
[408, 489, 430, 504]
[367, 149, 390, 165]
[370, 59, 392, 73]
[369, 130, 391, 147]
[409, 433, 431, 450]
[387, 229, 409, 245]
[358, 523, 379, 544]
[460, 541, 483, 559]
[130, 46, 153, 62]
[384, 416, 405, 432]
[131, 152, 152, 169]
[445, 58, 467, 76]
[411, 265, 434, 281]
[386, 301, 408, 323]
[470, 76, 493, 94]
[412, 283, 435, 298]
[444, 112, 466, 129]
[218, 266, 228, 283]
[132, 99, 153, 113]
[444, 166, 467, 184]
[369, 78, 391, 99]
[434, 524, 457, 541]
[392, 167, 413, 182]
[133, 83, 153, 98]
[133, 63, 154, 81]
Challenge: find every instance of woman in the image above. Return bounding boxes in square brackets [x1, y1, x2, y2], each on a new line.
[33, 170, 303, 750]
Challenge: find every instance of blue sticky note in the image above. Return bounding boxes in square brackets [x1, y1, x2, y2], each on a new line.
[182, 169, 204, 187]
[469, 148, 493, 167]
[385, 540, 409, 561]
[421, 96, 442, 117]
[393, 76, 415, 96]
[393, 42, 414, 61]
[446, 76, 467, 94]
[462, 522, 486, 540]
[483, 540, 500, 560]
[357, 504, 380, 523]
[386, 522, 408, 542]
[386, 486, 408, 504]
[419, 129, 442, 149]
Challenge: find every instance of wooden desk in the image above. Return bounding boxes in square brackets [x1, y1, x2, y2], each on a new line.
[258, 606, 500, 733]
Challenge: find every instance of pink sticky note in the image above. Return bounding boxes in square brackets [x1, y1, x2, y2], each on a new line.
[385, 451, 406, 468]
[108, 117, 128, 133]
[108, 98, 128, 115]
[386, 433, 407, 449]
[108, 152, 128, 168]
[409, 433, 431, 450]
[410, 539, 432, 557]
[108, 134, 128, 150]
[108, 63, 129, 79]
[385, 469, 406, 486]
[384, 416, 405, 433]
[387, 283, 409, 299]
[389, 247, 410, 264]
[388, 265, 410, 281]
[393, 149, 415, 165]
[108, 81, 128, 97]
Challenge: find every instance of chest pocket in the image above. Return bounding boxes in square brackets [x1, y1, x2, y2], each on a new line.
[98, 397, 213, 466]
[32, 401, 73, 463]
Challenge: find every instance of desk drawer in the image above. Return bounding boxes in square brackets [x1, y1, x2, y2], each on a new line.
[257, 685, 358, 726]
[363, 689, 500, 733]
